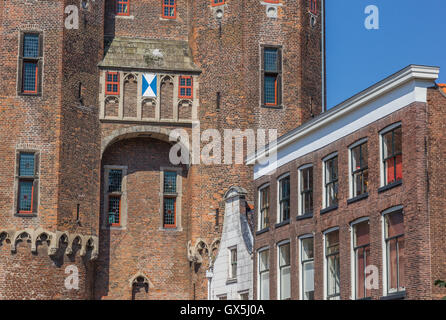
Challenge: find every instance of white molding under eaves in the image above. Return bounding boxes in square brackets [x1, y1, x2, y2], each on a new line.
[249, 65, 439, 179]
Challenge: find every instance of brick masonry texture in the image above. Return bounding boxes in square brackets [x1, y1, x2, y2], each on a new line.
[0, 0, 324, 299]
[253, 89, 446, 300]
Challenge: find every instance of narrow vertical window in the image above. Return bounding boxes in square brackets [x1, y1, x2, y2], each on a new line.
[258, 249, 270, 300]
[299, 166, 313, 216]
[278, 242, 291, 300]
[300, 237, 314, 300]
[19, 33, 42, 95]
[116, 0, 129, 16]
[178, 76, 193, 99]
[325, 229, 340, 300]
[351, 142, 368, 197]
[309, 0, 318, 14]
[17, 152, 38, 214]
[107, 169, 123, 226]
[211, 0, 225, 6]
[258, 185, 270, 230]
[384, 210, 405, 295]
[229, 247, 237, 280]
[105, 72, 120, 95]
[162, 0, 176, 19]
[382, 126, 402, 185]
[261, 46, 282, 107]
[353, 220, 371, 299]
[324, 156, 338, 208]
[278, 175, 290, 222]
[163, 171, 177, 228]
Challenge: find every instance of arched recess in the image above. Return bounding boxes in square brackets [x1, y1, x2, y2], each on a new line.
[101, 125, 191, 166]
[123, 73, 138, 118]
[160, 76, 174, 120]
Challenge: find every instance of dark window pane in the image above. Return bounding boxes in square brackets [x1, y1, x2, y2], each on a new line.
[163, 171, 177, 193]
[18, 181, 33, 212]
[264, 48, 278, 72]
[23, 34, 39, 58]
[23, 62, 37, 92]
[108, 196, 121, 224]
[108, 169, 122, 192]
[164, 197, 176, 226]
[264, 75, 277, 104]
[19, 153, 35, 176]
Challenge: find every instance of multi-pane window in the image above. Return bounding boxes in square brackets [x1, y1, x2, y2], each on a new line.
[351, 142, 368, 197]
[117, 0, 129, 16]
[299, 166, 313, 215]
[258, 249, 270, 300]
[300, 237, 314, 300]
[107, 169, 123, 226]
[212, 0, 225, 6]
[19, 33, 42, 95]
[384, 210, 405, 295]
[17, 152, 38, 214]
[278, 175, 290, 222]
[325, 229, 340, 300]
[163, 171, 177, 228]
[105, 72, 119, 95]
[179, 76, 193, 99]
[229, 247, 237, 280]
[258, 185, 270, 230]
[162, 0, 176, 19]
[261, 46, 282, 107]
[324, 156, 338, 208]
[353, 220, 371, 299]
[278, 242, 291, 300]
[239, 292, 249, 300]
[309, 0, 318, 14]
[382, 126, 402, 185]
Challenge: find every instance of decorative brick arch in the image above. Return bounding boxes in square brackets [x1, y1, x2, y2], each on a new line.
[102, 125, 174, 156]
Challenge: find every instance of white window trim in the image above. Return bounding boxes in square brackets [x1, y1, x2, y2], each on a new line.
[258, 183, 270, 231]
[381, 205, 404, 296]
[257, 246, 269, 300]
[322, 152, 338, 209]
[348, 138, 368, 199]
[228, 245, 237, 281]
[323, 226, 340, 300]
[276, 173, 290, 223]
[238, 290, 250, 300]
[298, 233, 314, 300]
[379, 122, 402, 187]
[350, 217, 370, 300]
[277, 239, 291, 300]
[298, 164, 313, 216]
[103, 165, 128, 230]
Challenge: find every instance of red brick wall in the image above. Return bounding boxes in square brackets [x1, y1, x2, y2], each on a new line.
[253, 102, 439, 300]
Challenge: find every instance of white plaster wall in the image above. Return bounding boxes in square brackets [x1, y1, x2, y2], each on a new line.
[210, 190, 253, 300]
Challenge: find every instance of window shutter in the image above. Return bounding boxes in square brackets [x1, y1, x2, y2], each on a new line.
[17, 33, 24, 94]
[260, 46, 265, 106]
[37, 60, 43, 95]
[277, 47, 283, 106]
[32, 153, 39, 214]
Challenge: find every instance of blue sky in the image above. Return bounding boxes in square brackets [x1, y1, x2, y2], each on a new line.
[326, 0, 446, 108]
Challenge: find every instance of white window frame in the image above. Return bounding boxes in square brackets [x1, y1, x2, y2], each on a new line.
[379, 122, 402, 187]
[257, 247, 270, 300]
[228, 246, 237, 281]
[298, 233, 315, 300]
[322, 152, 338, 209]
[350, 217, 370, 300]
[258, 184, 270, 231]
[323, 226, 340, 300]
[298, 164, 313, 216]
[160, 167, 183, 231]
[348, 138, 368, 199]
[277, 239, 291, 300]
[103, 165, 128, 230]
[381, 205, 405, 297]
[277, 173, 291, 223]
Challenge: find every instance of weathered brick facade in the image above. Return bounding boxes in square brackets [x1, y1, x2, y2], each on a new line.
[251, 68, 446, 300]
[0, 0, 324, 299]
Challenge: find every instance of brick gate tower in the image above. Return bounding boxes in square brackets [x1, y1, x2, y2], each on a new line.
[0, 0, 324, 299]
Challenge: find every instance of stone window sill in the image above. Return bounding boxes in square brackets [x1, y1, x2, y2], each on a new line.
[296, 212, 313, 221]
[275, 219, 290, 229]
[320, 204, 338, 215]
[347, 192, 369, 205]
[378, 180, 402, 193]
